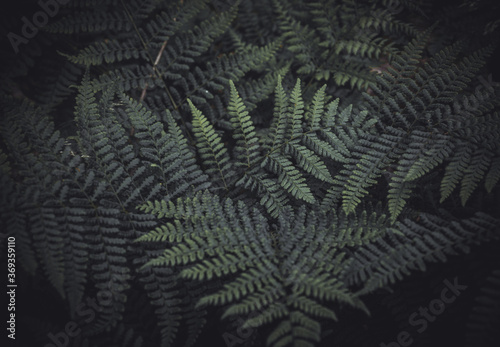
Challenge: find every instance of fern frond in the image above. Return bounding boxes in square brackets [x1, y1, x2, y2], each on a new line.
[236, 172, 289, 218]
[273, 0, 320, 76]
[139, 196, 378, 346]
[188, 99, 233, 191]
[341, 128, 405, 215]
[228, 80, 260, 169]
[0, 98, 88, 314]
[45, 9, 132, 34]
[345, 212, 500, 295]
[306, 84, 326, 129]
[283, 143, 334, 183]
[121, 95, 209, 199]
[264, 153, 315, 203]
[236, 65, 291, 115]
[62, 38, 144, 66]
[485, 155, 500, 193]
[286, 79, 305, 139]
[268, 75, 289, 151]
[460, 147, 491, 206]
[387, 172, 417, 223]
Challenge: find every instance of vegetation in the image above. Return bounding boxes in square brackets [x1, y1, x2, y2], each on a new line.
[1, 0, 499, 346]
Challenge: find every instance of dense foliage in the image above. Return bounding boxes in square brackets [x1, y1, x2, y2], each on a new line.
[1, 0, 499, 346]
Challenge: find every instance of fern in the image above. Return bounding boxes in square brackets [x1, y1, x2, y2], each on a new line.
[344, 212, 500, 295]
[340, 29, 500, 221]
[188, 99, 233, 190]
[273, 0, 413, 89]
[228, 80, 260, 169]
[2, 1, 500, 346]
[138, 191, 394, 346]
